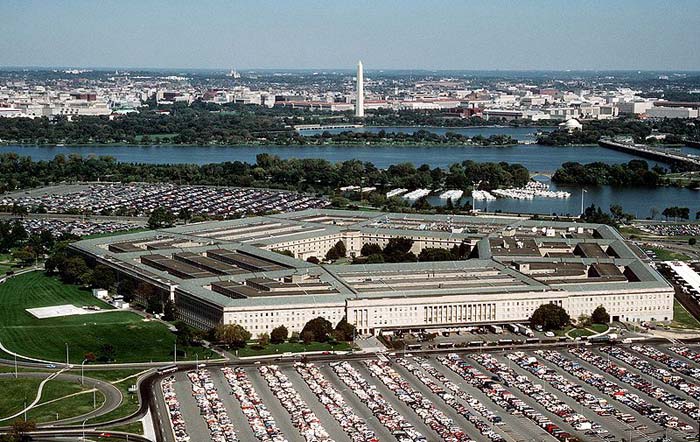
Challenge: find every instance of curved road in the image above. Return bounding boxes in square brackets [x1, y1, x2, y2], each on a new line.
[0, 372, 122, 427]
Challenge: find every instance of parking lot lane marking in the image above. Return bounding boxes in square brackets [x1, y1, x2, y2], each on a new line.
[282, 367, 352, 442]
[246, 367, 305, 442]
[428, 355, 549, 442]
[209, 369, 259, 442]
[493, 353, 628, 442]
[568, 348, 700, 433]
[534, 350, 666, 439]
[172, 371, 212, 442]
[391, 359, 493, 442]
[352, 361, 444, 441]
[403, 356, 517, 442]
[319, 364, 398, 442]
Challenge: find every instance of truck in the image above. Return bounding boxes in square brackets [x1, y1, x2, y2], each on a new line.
[518, 324, 535, 337]
[487, 324, 503, 334]
[507, 323, 519, 334]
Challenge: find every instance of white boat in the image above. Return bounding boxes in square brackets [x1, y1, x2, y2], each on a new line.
[386, 188, 408, 198]
[439, 189, 464, 200]
[403, 189, 431, 200]
[471, 190, 496, 201]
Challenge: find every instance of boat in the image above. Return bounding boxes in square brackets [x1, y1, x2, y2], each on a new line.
[439, 189, 464, 200]
[403, 188, 431, 200]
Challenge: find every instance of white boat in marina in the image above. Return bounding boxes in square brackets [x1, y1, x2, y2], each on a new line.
[471, 190, 496, 201]
[403, 188, 431, 200]
[439, 189, 464, 200]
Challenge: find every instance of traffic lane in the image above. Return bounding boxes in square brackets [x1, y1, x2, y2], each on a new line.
[404, 356, 517, 442]
[246, 367, 305, 442]
[352, 361, 444, 442]
[467, 354, 593, 442]
[426, 355, 554, 442]
[209, 369, 259, 442]
[172, 371, 213, 442]
[282, 366, 351, 442]
[391, 359, 491, 442]
[533, 350, 666, 441]
[318, 364, 398, 442]
[567, 348, 699, 433]
[492, 352, 635, 442]
[151, 379, 175, 442]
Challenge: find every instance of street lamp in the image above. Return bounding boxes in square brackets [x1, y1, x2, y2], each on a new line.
[65, 342, 70, 366]
[82, 418, 89, 441]
[81, 359, 88, 385]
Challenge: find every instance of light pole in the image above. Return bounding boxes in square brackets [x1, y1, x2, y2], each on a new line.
[14, 353, 17, 379]
[580, 188, 587, 215]
[65, 342, 69, 366]
[81, 359, 87, 385]
[82, 418, 89, 441]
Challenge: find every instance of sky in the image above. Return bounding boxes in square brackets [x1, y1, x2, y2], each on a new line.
[1, 0, 699, 71]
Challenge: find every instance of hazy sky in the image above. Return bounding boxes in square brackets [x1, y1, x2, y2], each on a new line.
[1, 0, 698, 70]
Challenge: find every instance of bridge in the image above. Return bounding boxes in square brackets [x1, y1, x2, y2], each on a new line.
[599, 138, 700, 169]
[529, 172, 554, 179]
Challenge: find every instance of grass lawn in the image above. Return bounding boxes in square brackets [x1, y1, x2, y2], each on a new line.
[106, 421, 144, 435]
[671, 300, 700, 329]
[0, 377, 94, 422]
[568, 328, 596, 339]
[237, 341, 352, 357]
[589, 323, 609, 333]
[647, 247, 691, 262]
[0, 271, 213, 364]
[0, 378, 43, 418]
[27, 387, 105, 423]
[85, 379, 139, 425]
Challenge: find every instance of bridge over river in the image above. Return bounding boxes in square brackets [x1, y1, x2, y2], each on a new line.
[599, 138, 700, 169]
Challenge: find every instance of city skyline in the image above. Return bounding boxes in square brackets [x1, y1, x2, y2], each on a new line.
[1, 0, 699, 71]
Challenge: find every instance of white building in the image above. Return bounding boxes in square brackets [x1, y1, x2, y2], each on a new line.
[646, 106, 699, 119]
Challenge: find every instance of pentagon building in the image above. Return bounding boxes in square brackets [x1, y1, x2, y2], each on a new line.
[71, 209, 674, 335]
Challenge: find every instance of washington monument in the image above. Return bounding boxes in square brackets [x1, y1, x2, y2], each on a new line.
[355, 60, 364, 117]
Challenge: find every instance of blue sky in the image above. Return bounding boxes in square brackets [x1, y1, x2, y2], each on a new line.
[1, 0, 698, 70]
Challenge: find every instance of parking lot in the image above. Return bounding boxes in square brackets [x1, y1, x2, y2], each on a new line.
[1, 182, 329, 217]
[157, 343, 700, 442]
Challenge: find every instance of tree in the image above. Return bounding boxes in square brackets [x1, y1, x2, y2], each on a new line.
[301, 330, 314, 344]
[146, 294, 164, 315]
[270, 325, 288, 344]
[91, 264, 116, 289]
[173, 321, 196, 346]
[148, 206, 176, 229]
[257, 333, 270, 347]
[59, 255, 90, 285]
[325, 240, 347, 261]
[418, 247, 454, 262]
[11, 247, 34, 266]
[334, 317, 355, 341]
[306, 256, 320, 264]
[301, 317, 333, 343]
[361, 243, 382, 256]
[530, 303, 570, 331]
[6, 419, 36, 442]
[214, 324, 251, 349]
[383, 237, 416, 263]
[163, 299, 177, 321]
[591, 305, 611, 324]
[689, 238, 697, 246]
[84, 352, 96, 363]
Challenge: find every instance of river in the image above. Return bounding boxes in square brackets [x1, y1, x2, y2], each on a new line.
[0, 126, 698, 217]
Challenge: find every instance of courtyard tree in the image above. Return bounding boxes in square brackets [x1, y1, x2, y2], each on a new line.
[530, 303, 570, 331]
[214, 323, 251, 349]
[591, 305, 611, 324]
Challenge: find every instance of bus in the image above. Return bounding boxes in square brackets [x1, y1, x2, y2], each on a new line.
[406, 344, 422, 351]
[437, 342, 454, 349]
[157, 365, 177, 376]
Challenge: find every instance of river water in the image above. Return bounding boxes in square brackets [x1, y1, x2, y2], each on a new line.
[1, 126, 698, 217]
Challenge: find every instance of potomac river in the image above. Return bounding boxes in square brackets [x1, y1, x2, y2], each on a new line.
[1, 127, 698, 217]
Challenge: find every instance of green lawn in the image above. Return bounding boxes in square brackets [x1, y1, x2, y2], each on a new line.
[589, 323, 609, 333]
[106, 421, 144, 435]
[568, 328, 596, 339]
[0, 377, 94, 422]
[647, 247, 691, 262]
[0, 378, 43, 418]
[671, 300, 700, 329]
[0, 272, 212, 364]
[237, 341, 352, 357]
[27, 386, 105, 423]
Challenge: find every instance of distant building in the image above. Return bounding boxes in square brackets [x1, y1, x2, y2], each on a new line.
[646, 106, 699, 119]
[559, 118, 583, 132]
